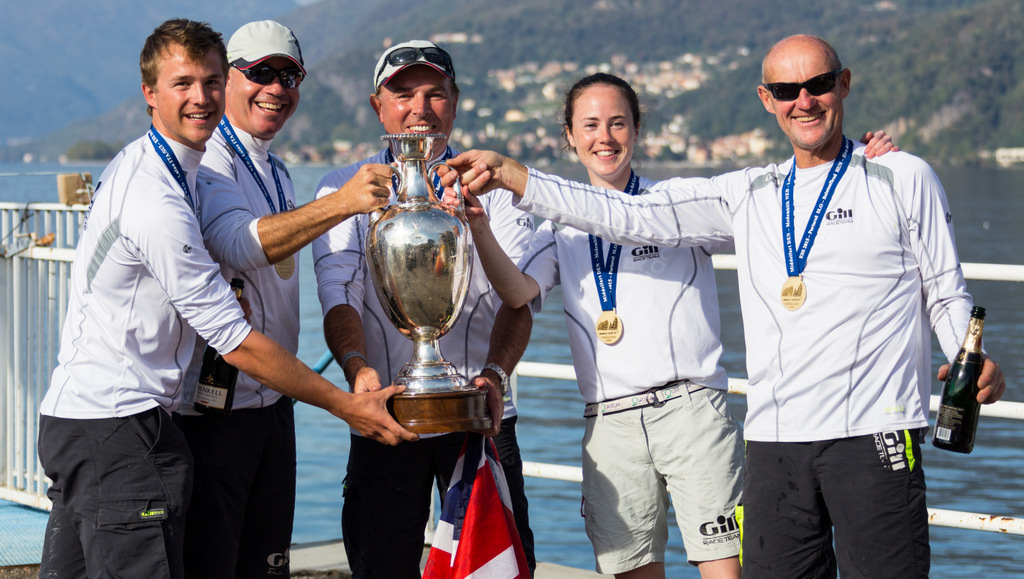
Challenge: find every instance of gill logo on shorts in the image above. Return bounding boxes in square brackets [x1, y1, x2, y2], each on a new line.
[140, 508, 165, 519]
[699, 514, 739, 537]
[267, 549, 290, 568]
[873, 430, 907, 471]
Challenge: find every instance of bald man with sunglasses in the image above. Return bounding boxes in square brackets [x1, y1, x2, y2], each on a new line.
[444, 34, 1005, 579]
[173, 21, 413, 578]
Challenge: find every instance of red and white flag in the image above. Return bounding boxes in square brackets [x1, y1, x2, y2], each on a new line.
[422, 433, 529, 579]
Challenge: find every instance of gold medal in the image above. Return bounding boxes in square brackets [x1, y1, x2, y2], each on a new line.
[781, 276, 806, 311]
[275, 254, 295, 279]
[596, 310, 623, 345]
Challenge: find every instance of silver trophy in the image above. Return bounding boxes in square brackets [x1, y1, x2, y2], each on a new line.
[365, 133, 490, 433]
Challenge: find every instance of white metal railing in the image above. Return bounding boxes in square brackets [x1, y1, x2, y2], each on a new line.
[513, 367, 1024, 536]
[1, 201, 85, 509]
[512, 255, 1024, 537]
[2, 201, 1023, 538]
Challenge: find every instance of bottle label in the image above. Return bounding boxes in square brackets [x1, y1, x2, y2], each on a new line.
[195, 382, 229, 410]
[935, 404, 965, 441]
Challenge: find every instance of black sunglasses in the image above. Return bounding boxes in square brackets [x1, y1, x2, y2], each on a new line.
[376, 46, 455, 85]
[762, 69, 844, 101]
[236, 64, 305, 89]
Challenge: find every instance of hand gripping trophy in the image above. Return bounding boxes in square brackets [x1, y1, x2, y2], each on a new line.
[365, 133, 490, 433]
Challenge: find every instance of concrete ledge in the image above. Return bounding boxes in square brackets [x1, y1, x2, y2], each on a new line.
[290, 539, 600, 578]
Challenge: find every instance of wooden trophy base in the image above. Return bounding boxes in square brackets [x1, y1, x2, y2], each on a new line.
[387, 389, 491, 434]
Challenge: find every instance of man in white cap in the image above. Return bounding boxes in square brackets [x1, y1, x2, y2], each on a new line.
[312, 40, 537, 577]
[175, 21, 409, 577]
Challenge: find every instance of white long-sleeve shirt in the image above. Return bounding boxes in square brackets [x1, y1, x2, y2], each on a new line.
[520, 174, 730, 404]
[178, 124, 300, 413]
[43, 133, 251, 418]
[515, 143, 971, 442]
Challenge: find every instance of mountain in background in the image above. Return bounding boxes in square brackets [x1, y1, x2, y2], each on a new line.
[0, 0, 303, 145]
[4, 0, 1023, 165]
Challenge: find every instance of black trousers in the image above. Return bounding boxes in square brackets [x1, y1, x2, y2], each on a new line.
[342, 416, 535, 578]
[38, 408, 193, 579]
[742, 428, 929, 579]
[174, 397, 296, 578]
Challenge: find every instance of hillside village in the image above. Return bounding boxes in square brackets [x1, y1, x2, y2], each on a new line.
[299, 34, 773, 167]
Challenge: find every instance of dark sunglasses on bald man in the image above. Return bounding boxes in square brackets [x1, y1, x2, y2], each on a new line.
[236, 63, 305, 89]
[762, 69, 844, 101]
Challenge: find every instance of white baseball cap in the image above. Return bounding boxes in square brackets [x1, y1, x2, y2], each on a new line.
[227, 20, 306, 75]
[373, 40, 455, 91]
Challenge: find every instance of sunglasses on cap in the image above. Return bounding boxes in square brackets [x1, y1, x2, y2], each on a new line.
[376, 46, 455, 86]
[762, 69, 844, 101]
[236, 63, 305, 89]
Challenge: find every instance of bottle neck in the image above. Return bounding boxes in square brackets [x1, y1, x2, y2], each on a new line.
[962, 317, 984, 354]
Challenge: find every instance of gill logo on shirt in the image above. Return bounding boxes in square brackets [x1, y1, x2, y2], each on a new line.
[631, 246, 661, 261]
[516, 216, 535, 230]
[140, 508, 165, 519]
[825, 207, 854, 225]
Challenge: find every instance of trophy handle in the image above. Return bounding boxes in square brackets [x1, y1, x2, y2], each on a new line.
[369, 163, 404, 225]
[428, 161, 463, 214]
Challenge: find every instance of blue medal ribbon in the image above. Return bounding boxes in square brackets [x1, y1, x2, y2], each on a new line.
[781, 137, 853, 277]
[590, 171, 641, 313]
[147, 126, 196, 214]
[218, 118, 286, 214]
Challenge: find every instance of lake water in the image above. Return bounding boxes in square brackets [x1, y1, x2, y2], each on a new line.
[2, 160, 1022, 576]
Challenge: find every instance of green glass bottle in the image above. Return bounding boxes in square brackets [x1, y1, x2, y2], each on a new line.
[932, 306, 986, 454]
[193, 278, 244, 416]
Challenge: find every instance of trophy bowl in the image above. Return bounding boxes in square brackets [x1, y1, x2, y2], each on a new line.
[366, 133, 491, 434]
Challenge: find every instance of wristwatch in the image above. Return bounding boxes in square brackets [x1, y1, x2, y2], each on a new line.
[484, 363, 510, 397]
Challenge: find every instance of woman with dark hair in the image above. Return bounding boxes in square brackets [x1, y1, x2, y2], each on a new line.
[466, 73, 743, 579]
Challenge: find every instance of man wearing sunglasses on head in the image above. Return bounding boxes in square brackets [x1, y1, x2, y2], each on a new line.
[311, 40, 537, 577]
[174, 21, 410, 578]
[445, 34, 1006, 578]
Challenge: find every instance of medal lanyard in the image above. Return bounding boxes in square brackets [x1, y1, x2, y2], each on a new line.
[590, 171, 641, 312]
[218, 118, 286, 214]
[384, 146, 450, 196]
[781, 137, 853, 277]
[148, 126, 196, 215]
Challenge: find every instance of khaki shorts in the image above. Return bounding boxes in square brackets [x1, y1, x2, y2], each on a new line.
[581, 387, 743, 574]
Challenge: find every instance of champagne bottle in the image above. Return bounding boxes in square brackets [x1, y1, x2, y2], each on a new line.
[193, 278, 244, 415]
[932, 306, 986, 454]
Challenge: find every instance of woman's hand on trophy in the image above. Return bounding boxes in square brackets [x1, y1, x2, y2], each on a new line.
[437, 165, 488, 223]
[468, 374, 504, 438]
[334, 163, 393, 216]
[445, 150, 530, 197]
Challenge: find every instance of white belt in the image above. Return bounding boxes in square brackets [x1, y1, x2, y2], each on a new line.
[583, 382, 705, 418]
